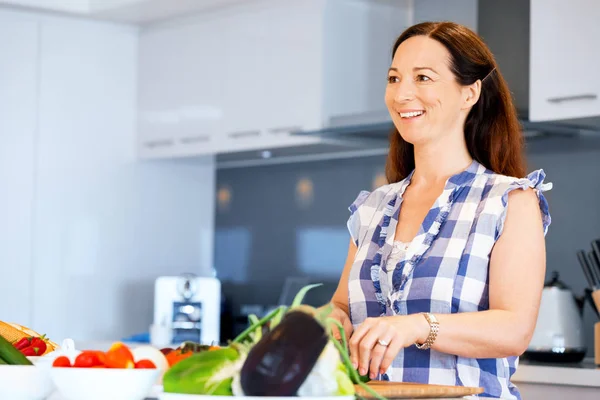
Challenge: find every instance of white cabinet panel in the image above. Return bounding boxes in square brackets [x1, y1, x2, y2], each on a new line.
[32, 19, 139, 341]
[222, 9, 268, 137]
[0, 17, 38, 327]
[139, 17, 226, 157]
[263, 0, 323, 133]
[529, 0, 600, 121]
[323, 0, 411, 126]
[217, 1, 323, 154]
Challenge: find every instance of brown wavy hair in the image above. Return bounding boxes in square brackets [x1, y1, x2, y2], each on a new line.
[385, 22, 526, 183]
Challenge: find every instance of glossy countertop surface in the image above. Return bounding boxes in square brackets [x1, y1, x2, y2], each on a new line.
[512, 357, 600, 387]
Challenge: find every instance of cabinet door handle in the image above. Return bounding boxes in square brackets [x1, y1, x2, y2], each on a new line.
[180, 135, 210, 144]
[227, 130, 261, 139]
[144, 139, 174, 148]
[268, 126, 302, 135]
[547, 93, 598, 103]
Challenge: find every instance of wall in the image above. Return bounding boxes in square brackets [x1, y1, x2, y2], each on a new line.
[413, 0, 478, 32]
[0, 8, 216, 343]
[215, 136, 600, 353]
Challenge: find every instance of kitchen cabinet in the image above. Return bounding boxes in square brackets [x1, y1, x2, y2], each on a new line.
[218, 2, 323, 151]
[0, 15, 38, 327]
[215, 1, 326, 154]
[529, 0, 600, 121]
[138, 15, 225, 158]
[480, 0, 600, 123]
[0, 8, 214, 343]
[137, 0, 411, 158]
[33, 18, 139, 341]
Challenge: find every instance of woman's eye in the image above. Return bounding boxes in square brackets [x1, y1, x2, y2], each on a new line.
[416, 75, 431, 82]
[387, 76, 399, 84]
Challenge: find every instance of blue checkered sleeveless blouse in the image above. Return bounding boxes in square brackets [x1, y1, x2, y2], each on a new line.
[347, 160, 552, 399]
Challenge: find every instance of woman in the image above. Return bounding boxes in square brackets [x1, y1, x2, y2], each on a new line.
[326, 22, 551, 399]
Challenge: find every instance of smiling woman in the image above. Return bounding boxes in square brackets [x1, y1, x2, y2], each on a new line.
[384, 23, 524, 183]
[321, 21, 552, 400]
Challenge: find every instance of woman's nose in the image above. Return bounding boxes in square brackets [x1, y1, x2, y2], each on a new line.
[393, 80, 415, 103]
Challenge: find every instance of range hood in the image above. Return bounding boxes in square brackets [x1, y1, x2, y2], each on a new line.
[216, 115, 600, 169]
[217, 111, 600, 169]
[216, 122, 391, 169]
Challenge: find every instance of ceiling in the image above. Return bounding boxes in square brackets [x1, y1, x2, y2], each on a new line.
[0, 0, 244, 23]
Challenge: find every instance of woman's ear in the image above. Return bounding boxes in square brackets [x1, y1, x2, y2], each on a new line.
[462, 80, 482, 109]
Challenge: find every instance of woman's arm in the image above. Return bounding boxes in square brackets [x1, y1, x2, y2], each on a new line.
[349, 188, 547, 378]
[331, 239, 358, 314]
[319, 239, 357, 341]
[430, 188, 546, 357]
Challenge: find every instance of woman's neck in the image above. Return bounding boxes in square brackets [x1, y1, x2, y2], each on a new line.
[411, 134, 473, 188]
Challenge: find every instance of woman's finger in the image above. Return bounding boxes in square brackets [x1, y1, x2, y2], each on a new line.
[348, 319, 374, 368]
[379, 336, 404, 375]
[369, 332, 395, 379]
[355, 324, 387, 376]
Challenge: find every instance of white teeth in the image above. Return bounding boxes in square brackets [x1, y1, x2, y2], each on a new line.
[399, 111, 424, 118]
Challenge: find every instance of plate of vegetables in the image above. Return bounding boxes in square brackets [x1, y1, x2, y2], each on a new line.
[158, 284, 378, 400]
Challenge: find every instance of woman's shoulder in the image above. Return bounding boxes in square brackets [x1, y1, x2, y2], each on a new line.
[481, 168, 552, 236]
[350, 180, 405, 211]
[482, 168, 553, 198]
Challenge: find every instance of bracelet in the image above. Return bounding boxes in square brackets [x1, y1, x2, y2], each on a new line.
[415, 312, 439, 350]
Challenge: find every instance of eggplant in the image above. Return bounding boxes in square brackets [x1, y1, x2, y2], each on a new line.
[240, 310, 329, 396]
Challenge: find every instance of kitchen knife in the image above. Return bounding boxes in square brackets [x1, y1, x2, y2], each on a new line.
[587, 250, 600, 288]
[577, 249, 597, 289]
[591, 240, 600, 277]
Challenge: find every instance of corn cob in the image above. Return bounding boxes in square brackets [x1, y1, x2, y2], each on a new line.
[0, 321, 58, 355]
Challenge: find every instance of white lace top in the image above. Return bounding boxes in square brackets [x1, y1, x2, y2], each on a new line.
[381, 240, 410, 304]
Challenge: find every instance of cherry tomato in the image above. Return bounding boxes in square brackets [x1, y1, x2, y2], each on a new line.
[134, 359, 156, 369]
[52, 356, 72, 368]
[73, 351, 103, 368]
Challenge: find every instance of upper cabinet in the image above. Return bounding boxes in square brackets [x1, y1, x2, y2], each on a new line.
[137, 0, 411, 158]
[529, 0, 600, 121]
[480, 0, 600, 123]
[138, 14, 226, 158]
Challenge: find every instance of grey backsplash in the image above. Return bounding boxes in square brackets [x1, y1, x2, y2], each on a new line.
[215, 135, 600, 355]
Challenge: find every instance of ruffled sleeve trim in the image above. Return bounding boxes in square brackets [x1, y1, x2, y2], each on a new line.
[496, 169, 552, 240]
[347, 190, 371, 247]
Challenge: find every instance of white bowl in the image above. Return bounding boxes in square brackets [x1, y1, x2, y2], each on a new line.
[50, 367, 160, 400]
[0, 364, 55, 400]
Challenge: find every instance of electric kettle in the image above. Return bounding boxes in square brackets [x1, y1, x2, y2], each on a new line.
[524, 271, 587, 363]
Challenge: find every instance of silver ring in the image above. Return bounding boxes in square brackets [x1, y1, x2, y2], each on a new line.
[377, 339, 389, 347]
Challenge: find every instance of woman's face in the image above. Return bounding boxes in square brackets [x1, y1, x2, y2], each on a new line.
[385, 35, 477, 146]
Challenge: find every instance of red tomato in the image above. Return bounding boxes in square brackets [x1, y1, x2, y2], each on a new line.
[134, 359, 156, 369]
[96, 351, 107, 365]
[73, 351, 103, 368]
[52, 356, 72, 368]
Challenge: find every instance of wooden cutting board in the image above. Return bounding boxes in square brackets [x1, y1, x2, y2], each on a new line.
[354, 381, 484, 399]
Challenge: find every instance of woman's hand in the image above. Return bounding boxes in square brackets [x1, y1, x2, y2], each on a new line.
[348, 314, 429, 379]
[322, 303, 354, 343]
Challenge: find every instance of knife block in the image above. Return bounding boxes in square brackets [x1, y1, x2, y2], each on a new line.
[593, 289, 600, 315]
[595, 322, 600, 366]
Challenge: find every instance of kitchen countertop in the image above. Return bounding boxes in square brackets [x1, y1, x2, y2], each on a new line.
[46, 360, 599, 400]
[512, 358, 600, 387]
[47, 342, 600, 398]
